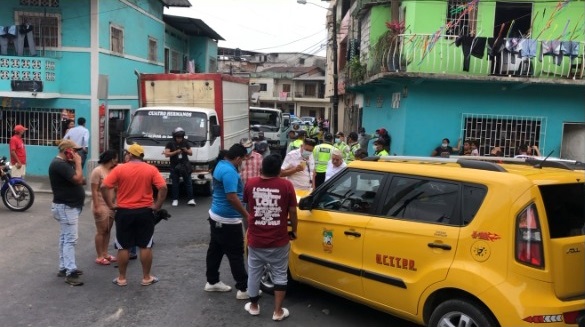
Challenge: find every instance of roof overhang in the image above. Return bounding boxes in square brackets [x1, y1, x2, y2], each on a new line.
[163, 14, 224, 41]
[159, 0, 191, 8]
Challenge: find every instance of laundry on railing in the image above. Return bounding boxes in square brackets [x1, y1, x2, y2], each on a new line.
[0, 24, 36, 56]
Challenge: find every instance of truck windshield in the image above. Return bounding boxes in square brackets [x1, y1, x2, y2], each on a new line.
[250, 109, 280, 132]
[127, 110, 208, 145]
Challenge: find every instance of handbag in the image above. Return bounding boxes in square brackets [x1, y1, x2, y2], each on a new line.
[174, 161, 192, 175]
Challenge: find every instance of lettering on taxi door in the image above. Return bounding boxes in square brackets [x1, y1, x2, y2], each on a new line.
[375, 254, 417, 271]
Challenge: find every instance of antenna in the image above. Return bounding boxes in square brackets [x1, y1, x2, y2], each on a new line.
[534, 150, 555, 169]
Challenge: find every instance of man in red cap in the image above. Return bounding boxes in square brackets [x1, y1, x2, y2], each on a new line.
[10, 124, 28, 177]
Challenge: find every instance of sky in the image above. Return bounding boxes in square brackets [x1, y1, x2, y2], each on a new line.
[165, 0, 330, 57]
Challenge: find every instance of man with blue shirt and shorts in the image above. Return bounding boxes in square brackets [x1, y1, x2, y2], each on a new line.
[204, 143, 252, 300]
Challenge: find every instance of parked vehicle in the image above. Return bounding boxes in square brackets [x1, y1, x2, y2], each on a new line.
[249, 107, 290, 155]
[261, 156, 585, 327]
[0, 156, 34, 212]
[126, 73, 250, 195]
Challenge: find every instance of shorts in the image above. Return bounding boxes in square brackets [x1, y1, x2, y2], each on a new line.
[114, 208, 155, 249]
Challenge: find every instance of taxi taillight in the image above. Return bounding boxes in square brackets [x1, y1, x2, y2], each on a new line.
[515, 203, 544, 268]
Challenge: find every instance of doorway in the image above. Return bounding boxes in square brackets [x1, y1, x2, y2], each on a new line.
[560, 123, 585, 161]
[494, 2, 532, 38]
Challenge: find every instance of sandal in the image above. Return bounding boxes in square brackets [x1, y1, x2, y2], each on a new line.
[95, 258, 110, 265]
[112, 277, 127, 287]
[244, 302, 260, 316]
[105, 255, 117, 262]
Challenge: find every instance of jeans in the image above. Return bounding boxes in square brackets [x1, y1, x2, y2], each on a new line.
[205, 218, 248, 291]
[170, 169, 194, 200]
[15, 26, 36, 56]
[52, 203, 81, 275]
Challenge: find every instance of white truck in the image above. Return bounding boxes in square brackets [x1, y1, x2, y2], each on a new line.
[125, 73, 250, 195]
[249, 107, 291, 156]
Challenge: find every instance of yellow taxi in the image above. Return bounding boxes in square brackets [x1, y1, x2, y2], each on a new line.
[264, 156, 585, 327]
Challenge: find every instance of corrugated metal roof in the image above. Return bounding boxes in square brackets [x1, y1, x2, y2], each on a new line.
[160, 0, 192, 7]
[163, 14, 224, 41]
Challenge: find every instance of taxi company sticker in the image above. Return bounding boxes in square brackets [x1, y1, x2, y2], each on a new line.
[323, 229, 333, 253]
[523, 315, 563, 323]
[471, 231, 501, 242]
[471, 240, 491, 262]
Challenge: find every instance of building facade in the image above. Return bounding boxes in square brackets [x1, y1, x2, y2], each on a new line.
[0, 0, 222, 176]
[326, 0, 585, 160]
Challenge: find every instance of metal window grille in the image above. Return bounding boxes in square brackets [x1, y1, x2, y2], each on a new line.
[446, 0, 477, 36]
[148, 38, 157, 62]
[111, 26, 124, 54]
[461, 113, 547, 157]
[15, 12, 60, 48]
[170, 50, 180, 71]
[19, 0, 59, 6]
[0, 107, 74, 146]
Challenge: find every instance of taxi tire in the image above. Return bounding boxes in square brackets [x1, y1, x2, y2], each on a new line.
[428, 298, 498, 327]
[259, 264, 295, 295]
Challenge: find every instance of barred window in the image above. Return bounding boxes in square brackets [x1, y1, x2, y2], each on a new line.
[0, 107, 75, 146]
[111, 25, 124, 55]
[148, 37, 157, 62]
[19, 0, 59, 6]
[170, 50, 180, 72]
[446, 0, 478, 36]
[461, 114, 546, 157]
[15, 11, 61, 48]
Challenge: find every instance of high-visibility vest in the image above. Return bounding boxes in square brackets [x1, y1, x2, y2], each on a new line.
[347, 143, 360, 162]
[288, 139, 303, 153]
[334, 141, 349, 160]
[375, 149, 389, 156]
[313, 143, 334, 173]
[308, 126, 319, 138]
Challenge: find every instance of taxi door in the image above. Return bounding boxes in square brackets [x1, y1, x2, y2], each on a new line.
[291, 169, 386, 298]
[362, 175, 463, 315]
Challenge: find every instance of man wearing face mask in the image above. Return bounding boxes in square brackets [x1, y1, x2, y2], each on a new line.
[431, 138, 462, 157]
[204, 143, 253, 300]
[239, 138, 262, 187]
[333, 132, 350, 161]
[280, 138, 316, 191]
[373, 138, 389, 156]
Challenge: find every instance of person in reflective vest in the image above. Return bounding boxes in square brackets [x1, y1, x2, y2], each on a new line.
[346, 132, 361, 163]
[373, 138, 389, 156]
[287, 130, 305, 154]
[333, 131, 350, 162]
[313, 133, 334, 188]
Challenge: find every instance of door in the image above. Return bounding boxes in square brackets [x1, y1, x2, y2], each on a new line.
[291, 169, 385, 298]
[362, 175, 461, 315]
[560, 122, 585, 161]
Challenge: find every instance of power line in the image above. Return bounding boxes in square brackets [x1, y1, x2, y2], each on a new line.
[249, 29, 326, 51]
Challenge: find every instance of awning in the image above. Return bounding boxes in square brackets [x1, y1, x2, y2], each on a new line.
[163, 14, 225, 41]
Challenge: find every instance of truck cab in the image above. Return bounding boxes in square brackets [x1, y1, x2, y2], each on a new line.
[249, 107, 290, 155]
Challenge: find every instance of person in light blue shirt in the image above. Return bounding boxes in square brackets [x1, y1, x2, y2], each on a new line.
[205, 143, 252, 300]
[63, 117, 90, 168]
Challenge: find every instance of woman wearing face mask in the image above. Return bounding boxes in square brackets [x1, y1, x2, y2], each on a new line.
[431, 138, 462, 157]
[280, 138, 317, 191]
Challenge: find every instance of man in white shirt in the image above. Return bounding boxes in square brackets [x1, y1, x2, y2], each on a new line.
[280, 138, 316, 191]
[325, 148, 347, 182]
[63, 117, 90, 168]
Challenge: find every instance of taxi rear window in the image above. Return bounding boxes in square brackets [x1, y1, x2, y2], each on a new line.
[539, 183, 585, 238]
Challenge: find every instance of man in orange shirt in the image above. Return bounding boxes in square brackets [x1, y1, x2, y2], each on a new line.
[10, 124, 27, 177]
[101, 143, 167, 287]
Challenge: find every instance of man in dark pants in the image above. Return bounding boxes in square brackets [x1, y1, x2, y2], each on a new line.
[204, 143, 251, 300]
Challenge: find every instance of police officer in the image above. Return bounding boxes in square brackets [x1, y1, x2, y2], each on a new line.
[373, 138, 389, 156]
[313, 133, 334, 188]
[287, 130, 305, 153]
[333, 132, 350, 161]
[346, 132, 361, 163]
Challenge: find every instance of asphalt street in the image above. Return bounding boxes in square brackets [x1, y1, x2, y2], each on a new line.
[0, 180, 418, 327]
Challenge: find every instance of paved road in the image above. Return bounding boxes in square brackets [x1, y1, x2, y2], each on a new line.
[0, 186, 419, 327]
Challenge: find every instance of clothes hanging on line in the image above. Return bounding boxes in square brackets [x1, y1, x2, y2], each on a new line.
[455, 35, 487, 71]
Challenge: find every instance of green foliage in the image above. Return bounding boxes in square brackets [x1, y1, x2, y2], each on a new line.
[348, 56, 366, 83]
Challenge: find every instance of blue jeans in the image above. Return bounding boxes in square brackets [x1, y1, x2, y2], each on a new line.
[51, 203, 81, 274]
[170, 169, 194, 200]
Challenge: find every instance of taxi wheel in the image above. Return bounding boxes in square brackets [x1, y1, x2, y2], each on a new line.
[259, 264, 275, 295]
[428, 299, 498, 327]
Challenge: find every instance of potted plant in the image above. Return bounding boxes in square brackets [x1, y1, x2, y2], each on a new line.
[384, 20, 406, 71]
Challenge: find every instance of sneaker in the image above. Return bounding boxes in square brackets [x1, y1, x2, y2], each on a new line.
[57, 269, 83, 278]
[204, 281, 232, 292]
[237, 289, 262, 300]
[172, 200, 178, 207]
[65, 271, 84, 286]
[272, 308, 290, 321]
[187, 199, 196, 206]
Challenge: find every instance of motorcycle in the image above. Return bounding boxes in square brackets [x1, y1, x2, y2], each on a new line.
[0, 156, 35, 211]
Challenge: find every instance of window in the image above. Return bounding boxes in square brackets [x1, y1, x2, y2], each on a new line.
[304, 84, 316, 97]
[446, 0, 478, 36]
[382, 176, 459, 224]
[540, 183, 585, 238]
[259, 83, 267, 91]
[170, 50, 180, 72]
[15, 11, 61, 48]
[111, 25, 124, 55]
[148, 37, 157, 62]
[462, 185, 487, 225]
[313, 170, 384, 214]
[0, 107, 74, 146]
[282, 84, 291, 93]
[299, 58, 305, 65]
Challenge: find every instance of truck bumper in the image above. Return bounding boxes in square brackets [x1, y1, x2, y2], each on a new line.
[161, 171, 212, 185]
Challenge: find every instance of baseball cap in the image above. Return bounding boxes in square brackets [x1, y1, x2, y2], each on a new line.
[240, 138, 253, 148]
[14, 125, 28, 133]
[58, 139, 82, 151]
[127, 143, 144, 157]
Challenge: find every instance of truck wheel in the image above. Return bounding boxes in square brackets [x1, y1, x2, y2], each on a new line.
[428, 299, 498, 327]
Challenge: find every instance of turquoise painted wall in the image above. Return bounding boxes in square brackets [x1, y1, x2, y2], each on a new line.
[362, 80, 584, 157]
[61, 0, 91, 48]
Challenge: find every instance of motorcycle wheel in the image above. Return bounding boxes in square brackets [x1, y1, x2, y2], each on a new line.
[2, 181, 35, 212]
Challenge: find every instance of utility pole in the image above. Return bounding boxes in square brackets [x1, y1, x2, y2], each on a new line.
[331, 2, 338, 135]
